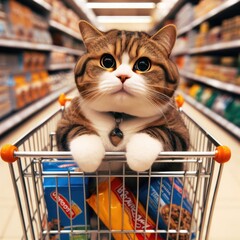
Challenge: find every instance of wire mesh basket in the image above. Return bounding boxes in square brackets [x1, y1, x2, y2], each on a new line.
[1, 95, 231, 240]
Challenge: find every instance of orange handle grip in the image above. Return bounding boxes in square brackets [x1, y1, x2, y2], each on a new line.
[175, 94, 184, 108]
[1, 144, 19, 163]
[214, 146, 231, 163]
[58, 93, 72, 107]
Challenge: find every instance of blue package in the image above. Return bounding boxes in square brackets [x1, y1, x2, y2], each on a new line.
[139, 177, 196, 240]
[43, 161, 90, 240]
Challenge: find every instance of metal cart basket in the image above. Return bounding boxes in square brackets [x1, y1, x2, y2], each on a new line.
[1, 95, 231, 240]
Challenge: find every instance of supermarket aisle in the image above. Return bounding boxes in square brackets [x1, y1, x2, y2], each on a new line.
[0, 97, 239, 239]
[0, 100, 61, 239]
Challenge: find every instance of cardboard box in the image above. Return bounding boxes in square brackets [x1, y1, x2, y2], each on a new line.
[43, 161, 90, 240]
[139, 177, 196, 240]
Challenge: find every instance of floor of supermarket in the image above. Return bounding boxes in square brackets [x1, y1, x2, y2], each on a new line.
[0, 91, 239, 240]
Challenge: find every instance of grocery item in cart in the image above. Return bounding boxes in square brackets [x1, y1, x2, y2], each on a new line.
[87, 177, 164, 240]
[139, 177, 195, 240]
[43, 161, 90, 240]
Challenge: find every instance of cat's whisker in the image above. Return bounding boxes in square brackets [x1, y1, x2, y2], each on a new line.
[145, 88, 178, 111]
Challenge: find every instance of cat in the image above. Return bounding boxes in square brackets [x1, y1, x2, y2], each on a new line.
[56, 20, 189, 173]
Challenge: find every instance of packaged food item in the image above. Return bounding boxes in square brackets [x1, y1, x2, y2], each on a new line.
[43, 161, 90, 240]
[224, 98, 240, 127]
[87, 177, 163, 240]
[139, 178, 195, 240]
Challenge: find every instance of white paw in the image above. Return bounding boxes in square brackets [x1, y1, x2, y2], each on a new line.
[70, 135, 105, 172]
[126, 133, 163, 171]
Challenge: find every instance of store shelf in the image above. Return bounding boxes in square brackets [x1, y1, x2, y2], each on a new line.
[31, 0, 52, 11]
[51, 45, 84, 55]
[0, 85, 74, 136]
[0, 39, 53, 51]
[178, 0, 240, 36]
[180, 91, 240, 139]
[48, 63, 75, 71]
[180, 70, 240, 94]
[0, 39, 84, 56]
[49, 20, 82, 41]
[150, 0, 187, 34]
[64, 0, 95, 24]
[173, 40, 240, 56]
[189, 40, 240, 54]
[23, 0, 52, 13]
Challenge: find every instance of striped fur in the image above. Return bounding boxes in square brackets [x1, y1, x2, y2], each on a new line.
[56, 21, 189, 172]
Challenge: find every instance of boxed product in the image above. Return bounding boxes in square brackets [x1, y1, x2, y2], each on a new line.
[87, 177, 164, 240]
[139, 178, 195, 240]
[43, 161, 90, 240]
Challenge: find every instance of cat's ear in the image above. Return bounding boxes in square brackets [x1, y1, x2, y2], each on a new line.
[151, 24, 176, 56]
[79, 20, 103, 48]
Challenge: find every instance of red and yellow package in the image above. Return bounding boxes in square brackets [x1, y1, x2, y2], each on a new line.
[87, 177, 163, 240]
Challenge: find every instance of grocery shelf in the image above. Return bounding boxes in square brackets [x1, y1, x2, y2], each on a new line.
[189, 40, 240, 54]
[150, 0, 186, 33]
[178, 0, 240, 36]
[48, 63, 75, 71]
[31, 0, 52, 11]
[0, 39, 84, 56]
[0, 85, 74, 136]
[180, 70, 240, 94]
[64, 0, 94, 24]
[49, 20, 82, 41]
[51, 45, 84, 56]
[0, 39, 53, 51]
[173, 40, 240, 56]
[180, 91, 240, 139]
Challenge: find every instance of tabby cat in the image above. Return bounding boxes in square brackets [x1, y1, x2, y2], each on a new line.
[56, 20, 189, 173]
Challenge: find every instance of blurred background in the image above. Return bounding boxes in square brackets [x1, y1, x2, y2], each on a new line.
[0, 0, 239, 239]
[0, 0, 239, 137]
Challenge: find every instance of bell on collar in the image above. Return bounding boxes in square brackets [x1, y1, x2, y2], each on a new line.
[109, 127, 124, 146]
[109, 112, 124, 146]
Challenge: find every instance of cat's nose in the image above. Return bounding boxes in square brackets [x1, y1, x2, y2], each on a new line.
[117, 74, 130, 83]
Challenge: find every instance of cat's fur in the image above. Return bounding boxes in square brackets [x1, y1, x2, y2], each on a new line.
[56, 20, 189, 172]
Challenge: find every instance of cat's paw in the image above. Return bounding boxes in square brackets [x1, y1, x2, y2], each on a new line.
[69, 135, 105, 172]
[126, 133, 163, 171]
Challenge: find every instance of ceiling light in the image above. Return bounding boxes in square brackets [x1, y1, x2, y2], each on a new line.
[87, 2, 155, 9]
[97, 16, 152, 23]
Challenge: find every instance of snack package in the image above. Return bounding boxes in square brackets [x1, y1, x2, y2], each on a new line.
[43, 161, 90, 240]
[139, 178, 196, 240]
[87, 177, 164, 240]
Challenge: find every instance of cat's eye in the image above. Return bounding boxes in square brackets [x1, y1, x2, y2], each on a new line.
[134, 57, 151, 72]
[100, 54, 116, 69]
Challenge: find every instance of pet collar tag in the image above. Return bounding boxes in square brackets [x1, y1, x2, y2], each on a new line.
[109, 113, 124, 146]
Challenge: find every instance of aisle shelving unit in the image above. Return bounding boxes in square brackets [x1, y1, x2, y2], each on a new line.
[48, 63, 75, 71]
[164, 0, 240, 138]
[0, 0, 91, 135]
[180, 70, 240, 95]
[177, 0, 240, 36]
[173, 40, 240, 55]
[0, 85, 74, 136]
[180, 91, 240, 139]
[49, 20, 82, 41]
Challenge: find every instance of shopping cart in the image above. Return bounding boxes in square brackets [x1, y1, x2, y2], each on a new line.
[1, 94, 231, 240]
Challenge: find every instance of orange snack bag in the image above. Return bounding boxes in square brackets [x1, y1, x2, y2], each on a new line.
[87, 177, 163, 240]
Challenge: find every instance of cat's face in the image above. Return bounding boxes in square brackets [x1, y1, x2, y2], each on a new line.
[75, 21, 179, 117]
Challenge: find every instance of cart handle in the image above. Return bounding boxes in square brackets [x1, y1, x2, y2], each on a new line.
[1, 144, 19, 163]
[175, 94, 184, 108]
[0, 144, 231, 164]
[58, 93, 72, 107]
[215, 146, 231, 164]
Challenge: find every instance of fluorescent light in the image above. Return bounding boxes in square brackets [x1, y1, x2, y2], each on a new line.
[87, 2, 155, 9]
[97, 16, 152, 23]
